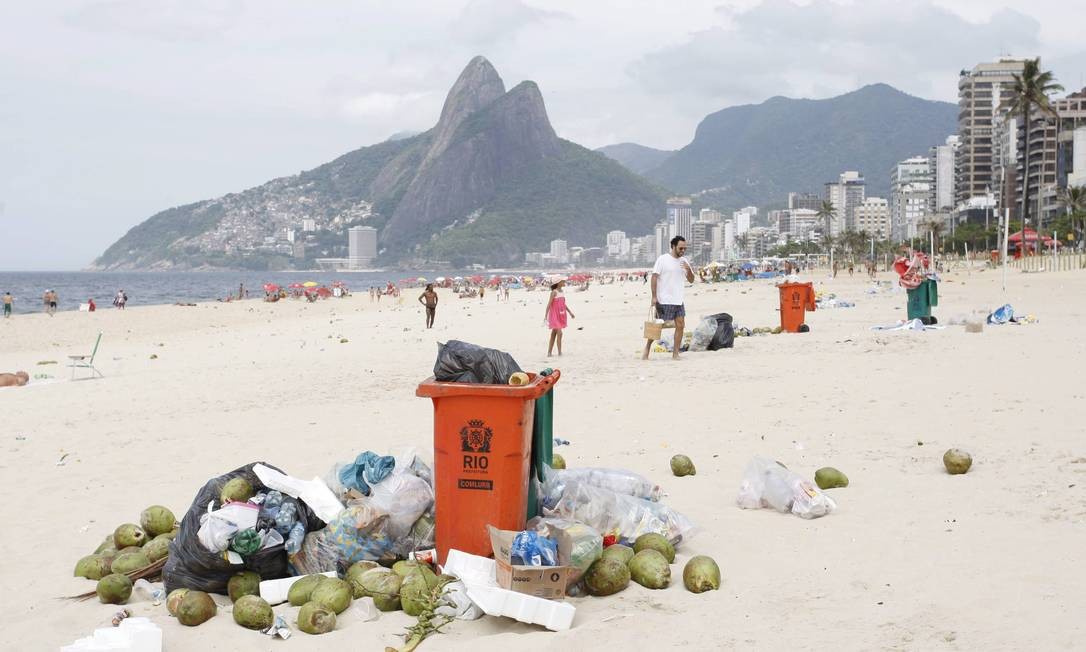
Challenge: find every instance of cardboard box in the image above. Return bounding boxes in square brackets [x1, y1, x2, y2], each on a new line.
[487, 526, 570, 600]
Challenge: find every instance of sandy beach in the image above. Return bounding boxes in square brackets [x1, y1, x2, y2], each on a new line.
[4, 266, 1086, 651]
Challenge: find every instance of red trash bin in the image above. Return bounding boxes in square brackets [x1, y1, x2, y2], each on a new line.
[416, 371, 560, 565]
[778, 281, 815, 333]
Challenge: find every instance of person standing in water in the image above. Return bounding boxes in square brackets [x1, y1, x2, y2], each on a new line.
[418, 284, 439, 329]
[544, 279, 575, 356]
[2, 291, 13, 318]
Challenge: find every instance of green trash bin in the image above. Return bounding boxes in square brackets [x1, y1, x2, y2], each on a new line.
[526, 369, 556, 520]
[906, 278, 939, 323]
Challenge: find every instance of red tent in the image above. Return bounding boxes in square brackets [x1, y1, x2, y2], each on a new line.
[1008, 228, 1054, 244]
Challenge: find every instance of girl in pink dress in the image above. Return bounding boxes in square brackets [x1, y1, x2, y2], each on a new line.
[544, 279, 575, 356]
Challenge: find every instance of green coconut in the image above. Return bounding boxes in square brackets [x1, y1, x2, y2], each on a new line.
[139, 505, 176, 537]
[75, 554, 111, 580]
[177, 590, 217, 626]
[166, 588, 189, 616]
[601, 544, 635, 565]
[629, 549, 671, 589]
[551, 454, 566, 470]
[683, 555, 721, 593]
[584, 558, 630, 596]
[220, 477, 254, 504]
[392, 560, 439, 587]
[360, 569, 402, 611]
[400, 571, 429, 617]
[94, 535, 117, 555]
[310, 577, 352, 615]
[392, 560, 417, 577]
[227, 571, 261, 602]
[944, 448, 973, 475]
[118, 546, 143, 555]
[96, 573, 133, 604]
[633, 533, 675, 563]
[670, 454, 696, 477]
[111, 551, 151, 575]
[143, 537, 170, 563]
[232, 595, 274, 630]
[297, 601, 336, 635]
[814, 467, 849, 489]
[113, 523, 147, 548]
[288, 575, 327, 606]
[346, 561, 379, 598]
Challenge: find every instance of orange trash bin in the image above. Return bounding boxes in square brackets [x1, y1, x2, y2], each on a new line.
[778, 281, 816, 333]
[416, 371, 560, 565]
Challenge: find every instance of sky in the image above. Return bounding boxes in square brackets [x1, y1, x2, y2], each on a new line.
[3, 0, 1086, 270]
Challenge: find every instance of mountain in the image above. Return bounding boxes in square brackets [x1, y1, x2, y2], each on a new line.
[93, 57, 665, 270]
[596, 143, 675, 175]
[643, 84, 957, 210]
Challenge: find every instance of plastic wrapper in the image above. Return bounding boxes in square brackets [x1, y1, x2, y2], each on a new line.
[289, 500, 393, 575]
[736, 456, 836, 519]
[527, 517, 602, 590]
[433, 340, 522, 384]
[163, 462, 319, 594]
[510, 531, 558, 566]
[543, 466, 661, 503]
[543, 479, 694, 546]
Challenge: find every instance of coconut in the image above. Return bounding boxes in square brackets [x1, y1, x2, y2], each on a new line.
[400, 571, 429, 616]
[113, 523, 147, 548]
[232, 595, 274, 630]
[139, 505, 176, 537]
[683, 555, 721, 593]
[584, 558, 630, 596]
[391, 560, 417, 577]
[96, 573, 133, 604]
[177, 591, 217, 626]
[111, 551, 151, 575]
[360, 569, 402, 611]
[99, 547, 119, 565]
[166, 588, 189, 616]
[633, 533, 675, 563]
[814, 467, 849, 489]
[118, 546, 143, 555]
[551, 454, 566, 470]
[94, 535, 116, 555]
[297, 601, 336, 635]
[220, 477, 254, 504]
[772, 326, 783, 334]
[601, 544, 634, 565]
[143, 537, 170, 563]
[310, 577, 352, 615]
[227, 570, 261, 602]
[346, 561, 379, 598]
[288, 575, 327, 606]
[670, 454, 696, 477]
[628, 549, 671, 589]
[944, 448, 973, 475]
[75, 554, 111, 580]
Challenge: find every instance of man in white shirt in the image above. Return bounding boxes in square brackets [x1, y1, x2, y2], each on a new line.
[644, 236, 695, 360]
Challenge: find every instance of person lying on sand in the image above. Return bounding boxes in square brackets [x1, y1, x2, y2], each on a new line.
[0, 371, 30, 387]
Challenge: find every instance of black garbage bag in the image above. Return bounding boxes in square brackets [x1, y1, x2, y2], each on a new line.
[434, 340, 522, 384]
[162, 461, 320, 594]
[706, 312, 735, 351]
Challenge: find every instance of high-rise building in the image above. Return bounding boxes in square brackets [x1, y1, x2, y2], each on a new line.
[732, 206, 757, 236]
[824, 171, 865, 235]
[699, 208, 723, 223]
[666, 197, 693, 241]
[956, 58, 1029, 208]
[301, 218, 317, 232]
[654, 222, 670, 258]
[929, 135, 960, 212]
[778, 209, 820, 240]
[853, 198, 891, 240]
[890, 158, 933, 241]
[606, 230, 630, 260]
[1055, 89, 1086, 190]
[347, 226, 377, 269]
[724, 221, 736, 259]
[788, 192, 823, 212]
[549, 239, 569, 264]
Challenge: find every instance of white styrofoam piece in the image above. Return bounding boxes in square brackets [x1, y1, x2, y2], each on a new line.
[442, 549, 575, 632]
[259, 571, 338, 605]
[60, 617, 162, 652]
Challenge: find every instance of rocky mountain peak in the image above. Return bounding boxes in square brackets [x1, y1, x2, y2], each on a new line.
[422, 56, 507, 169]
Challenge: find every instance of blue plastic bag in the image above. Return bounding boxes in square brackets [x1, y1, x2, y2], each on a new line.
[338, 451, 396, 495]
[987, 304, 1015, 325]
[510, 530, 559, 566]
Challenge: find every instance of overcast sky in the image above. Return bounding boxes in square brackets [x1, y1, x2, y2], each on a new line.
[3, 0, 1085, 270]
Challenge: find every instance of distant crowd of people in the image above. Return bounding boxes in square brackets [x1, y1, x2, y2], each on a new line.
[2, 288, 125, 318]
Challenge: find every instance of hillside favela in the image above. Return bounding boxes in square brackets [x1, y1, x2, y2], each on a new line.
[4, 2, 1086, 651]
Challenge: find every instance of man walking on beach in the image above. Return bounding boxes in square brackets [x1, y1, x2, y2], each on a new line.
[3, 292, 13, 318]
[418, 284, 438, 329]
[644, 236, 695, 360]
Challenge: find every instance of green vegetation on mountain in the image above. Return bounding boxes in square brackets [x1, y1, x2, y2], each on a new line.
[596, 143, 675, 175]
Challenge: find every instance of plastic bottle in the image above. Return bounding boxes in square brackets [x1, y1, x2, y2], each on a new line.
[274, 501, 297, 535]
[284, 522, 305, 554]
[133, 579, 165, 605]
[260, 490, 284, 519]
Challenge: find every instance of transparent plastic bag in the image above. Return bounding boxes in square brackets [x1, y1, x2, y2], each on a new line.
[736, 456, 836, 519]
[368, 472, 434, 557]
[542, 466, 661, 505]
[543, 479, 694, 546]
[289, 501, 393, 575]
[689, 317, 716, 352]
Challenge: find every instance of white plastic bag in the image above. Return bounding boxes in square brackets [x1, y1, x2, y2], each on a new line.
[196, 500, 254, 552]
[543, 466, 661, 503]
[368, 473, 434, 556]
[544, 479, 695, 545]
[688, 317, 716, 352]
[736, 456, 836, 519]
[435, 580, 484, 621]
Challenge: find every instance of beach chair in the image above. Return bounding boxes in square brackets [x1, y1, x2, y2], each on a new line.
[69, 332, 104, 380]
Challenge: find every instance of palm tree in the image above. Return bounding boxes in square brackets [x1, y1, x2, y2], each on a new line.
[816, 200, 837, 238]
[920, 219, 946, 254]
[1000, 59, 1063, 241]
[1058, 184, 1086, 249]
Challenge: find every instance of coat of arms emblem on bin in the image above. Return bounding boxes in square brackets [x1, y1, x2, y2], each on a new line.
[460, 419, 493, 453]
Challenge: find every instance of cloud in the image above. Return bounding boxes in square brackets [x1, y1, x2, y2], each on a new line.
[341, 91, 435, 118]
[630, 0, 1042, 109]
[452, 0, 570, 48]
[64, 0, 243, 42]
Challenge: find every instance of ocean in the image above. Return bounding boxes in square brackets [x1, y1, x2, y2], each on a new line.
[0, 270, 434, 315]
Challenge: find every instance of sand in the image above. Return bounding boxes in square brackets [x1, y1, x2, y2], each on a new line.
[3, 266, 1085, 651]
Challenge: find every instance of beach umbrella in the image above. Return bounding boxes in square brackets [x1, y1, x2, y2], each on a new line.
[435, 277, 445, 283]
[470, 275, 483, 283]
[289, 282, 304, 289]
[303, 281, 318, 288]
[263, 283, 280, 292]
[317, 287, 332, 298]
